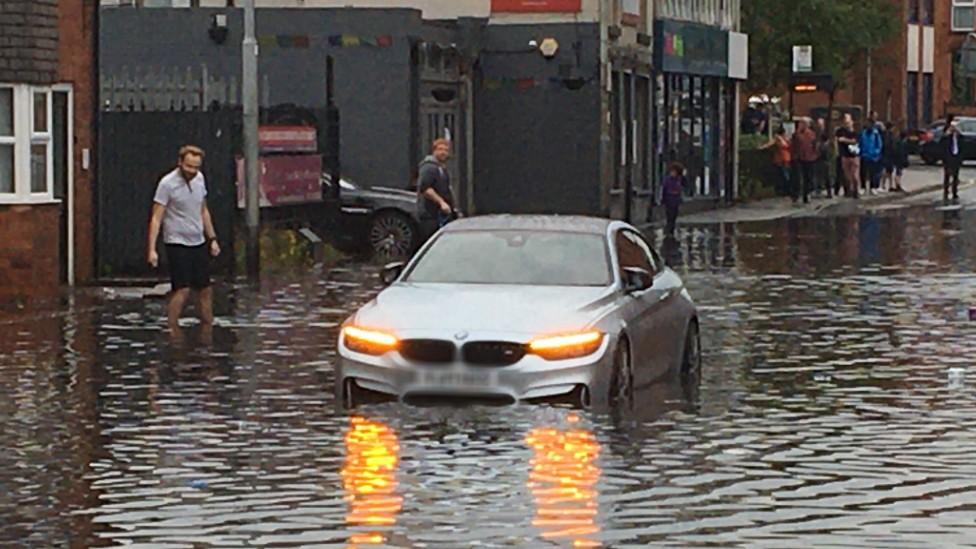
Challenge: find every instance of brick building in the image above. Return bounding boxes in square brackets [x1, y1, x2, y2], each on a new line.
[0, 0, 95, 307]
[793, 0, 976, 131]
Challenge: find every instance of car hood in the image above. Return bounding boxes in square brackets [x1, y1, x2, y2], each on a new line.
[350, 283, 617, 338]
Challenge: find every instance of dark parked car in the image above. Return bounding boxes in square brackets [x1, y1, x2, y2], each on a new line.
[321, 174, 422, 260]
[920, 118, 976, 165]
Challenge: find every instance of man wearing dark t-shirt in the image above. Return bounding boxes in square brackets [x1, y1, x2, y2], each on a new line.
[417, 139, 455, 236]
[835, 114, 861, 199]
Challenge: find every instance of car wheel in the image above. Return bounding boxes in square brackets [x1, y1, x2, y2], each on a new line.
[369, 211, 416, 261]
[681, 320, 702, 379]
[922, 153, 939, 166]
[608, 339, 634, 409]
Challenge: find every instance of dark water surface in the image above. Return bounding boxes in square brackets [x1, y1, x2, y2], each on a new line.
[2, 205, 975, 548]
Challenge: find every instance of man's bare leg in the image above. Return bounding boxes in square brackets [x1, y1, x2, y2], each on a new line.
[198, 286, 214, 326]
[168, 288, 191, 336]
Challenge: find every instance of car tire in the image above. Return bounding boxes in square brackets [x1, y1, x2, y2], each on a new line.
[681, 320, 702, 379]
[921, 153, 939, 166]
[608, 338, 634, 409]
[340, 378, 387, 409]
[369, 210, 417, 261]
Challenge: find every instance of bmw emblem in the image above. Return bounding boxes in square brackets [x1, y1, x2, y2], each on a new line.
[454, 331, 469, 341]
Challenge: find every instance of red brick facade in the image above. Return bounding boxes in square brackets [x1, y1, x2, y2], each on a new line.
[0, 0, 95, 306]
[57, 0, 96, 284]
[0, 204, 60, 306]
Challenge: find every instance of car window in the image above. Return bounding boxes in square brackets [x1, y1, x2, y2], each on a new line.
[615, 230, 657, 276]
[960, 121, 976, 134]
[406, 230, 612, 286]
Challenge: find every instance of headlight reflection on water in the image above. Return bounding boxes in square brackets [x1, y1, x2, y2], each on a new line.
[525, 413, 602, 548]
[342, 416, 402, 547]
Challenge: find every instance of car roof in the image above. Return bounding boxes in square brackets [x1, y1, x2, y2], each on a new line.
[441, 214, 616, 236]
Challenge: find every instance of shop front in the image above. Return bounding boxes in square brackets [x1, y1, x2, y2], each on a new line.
[654, 19, 737, 204]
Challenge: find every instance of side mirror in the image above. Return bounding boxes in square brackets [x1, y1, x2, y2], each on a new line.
[622, 267, 653, 293]
[379, 261, 406, 286]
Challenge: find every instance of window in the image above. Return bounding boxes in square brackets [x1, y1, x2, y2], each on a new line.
[921, 0, 933, 24]
[953, 0, 975, 32]
[0, 87, 13, 194]
[406, 230, 612, 287]
[908, 0, 920, 23]
[0, 84, 56, 203]
[922, 74, 934, 125]
[615, 230, 658, 276]
[907, 72, 918, 130]
[952, 50, 974, 104]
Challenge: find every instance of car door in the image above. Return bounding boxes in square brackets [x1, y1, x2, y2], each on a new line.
[614, 229, 672, 385]
[959, 120, 976, 160]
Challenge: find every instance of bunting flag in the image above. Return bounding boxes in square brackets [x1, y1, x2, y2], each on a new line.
[258, 35, 310, 49]
[327, 34, 394, 48]
[482, 76, 596, 91]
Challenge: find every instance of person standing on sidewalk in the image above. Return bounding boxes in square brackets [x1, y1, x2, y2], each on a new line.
[147, 145, 221, 337]
[761, 126, 792, 196]
[941, 118, 963, 203]
[661, 162, 686, 237]
[791, 119, 818, 204]
[417, 138, 456, 239]
[814, 117, 832, 197]
[835, 114, 861, 198]
[859, 116, 885, 195]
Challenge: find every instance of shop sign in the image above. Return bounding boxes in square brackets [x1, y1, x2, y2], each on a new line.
[621, 0, 641, 26]
[236, 154, 322, 209]
[491, 0, 582, 13]
[792, 45, 813, 73]
[259, 125, 317, 153]
[654, 19, 728, 77]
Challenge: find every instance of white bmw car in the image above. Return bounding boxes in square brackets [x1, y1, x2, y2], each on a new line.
[335, 215, 700, 408]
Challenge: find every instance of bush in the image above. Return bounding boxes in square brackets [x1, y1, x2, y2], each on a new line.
[738, 133, 779, 201]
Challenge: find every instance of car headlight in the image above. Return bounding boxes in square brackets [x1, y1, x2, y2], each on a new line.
[528, 331, 604, 361]
[342, 326, 399, 356]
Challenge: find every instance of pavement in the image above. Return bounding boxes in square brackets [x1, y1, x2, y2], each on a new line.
[678, 161, 976, 225]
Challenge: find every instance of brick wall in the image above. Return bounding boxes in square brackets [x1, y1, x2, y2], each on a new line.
[58, 0, 96, 283]
[0, 0, 60, 85]
[0, 204, 60, 306]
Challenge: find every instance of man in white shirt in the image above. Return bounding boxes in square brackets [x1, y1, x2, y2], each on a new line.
[147, 145, 221, 335]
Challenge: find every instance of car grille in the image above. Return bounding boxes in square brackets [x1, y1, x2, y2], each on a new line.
[399, 339, 455, 364]
[462, 341, 526, 367]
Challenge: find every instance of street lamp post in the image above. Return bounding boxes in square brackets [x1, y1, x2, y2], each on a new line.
[242, 0, 260, 281]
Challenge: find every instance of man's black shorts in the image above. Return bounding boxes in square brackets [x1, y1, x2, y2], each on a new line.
[166, 243, 211, 290]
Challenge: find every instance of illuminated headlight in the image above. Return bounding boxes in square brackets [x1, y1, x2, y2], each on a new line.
[528, 331, 604, 361]
[342, 326, 399, 356]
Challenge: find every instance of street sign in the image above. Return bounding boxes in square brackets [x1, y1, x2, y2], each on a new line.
[792, 45, 813, 73]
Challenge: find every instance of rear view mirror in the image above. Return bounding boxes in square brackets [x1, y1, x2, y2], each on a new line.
[380, 261, 406, 286]
[622, 267, 653, 293]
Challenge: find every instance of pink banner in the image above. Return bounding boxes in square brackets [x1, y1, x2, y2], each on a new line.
[236, 155, 322, 209]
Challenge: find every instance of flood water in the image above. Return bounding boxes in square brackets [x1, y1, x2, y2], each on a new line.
[2, 204, 975, 548]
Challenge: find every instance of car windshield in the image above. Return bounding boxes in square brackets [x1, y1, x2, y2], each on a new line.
[405, 230, 611, 286]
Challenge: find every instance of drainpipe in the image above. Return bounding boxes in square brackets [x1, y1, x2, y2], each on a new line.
[599, 0, 612, 217]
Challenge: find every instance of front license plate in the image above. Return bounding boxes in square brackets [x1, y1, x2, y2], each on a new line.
[420, 370, 494, 388]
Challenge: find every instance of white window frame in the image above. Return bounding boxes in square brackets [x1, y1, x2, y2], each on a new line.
[953, 0, 976, 32]
[0, 83, 56, 204]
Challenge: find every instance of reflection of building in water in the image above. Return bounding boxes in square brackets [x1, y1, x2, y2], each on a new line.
[342, 416, 402, 547]
[526, 417, 602, 548]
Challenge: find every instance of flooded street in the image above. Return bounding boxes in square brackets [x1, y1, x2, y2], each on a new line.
[2, 202, 975, 548]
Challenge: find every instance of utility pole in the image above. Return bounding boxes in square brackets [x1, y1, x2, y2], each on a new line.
[865, 48, 873, 117]
[243, 0, 260, 281]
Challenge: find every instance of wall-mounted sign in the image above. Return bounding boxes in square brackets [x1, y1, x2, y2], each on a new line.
[655, 19, 729, 77]
[236, 154, 323, 209]
[259, 126, 317, 153]
[792, 45, 813, 73]
[621, 0, 641, 27]
[491, 0, 582, 13]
